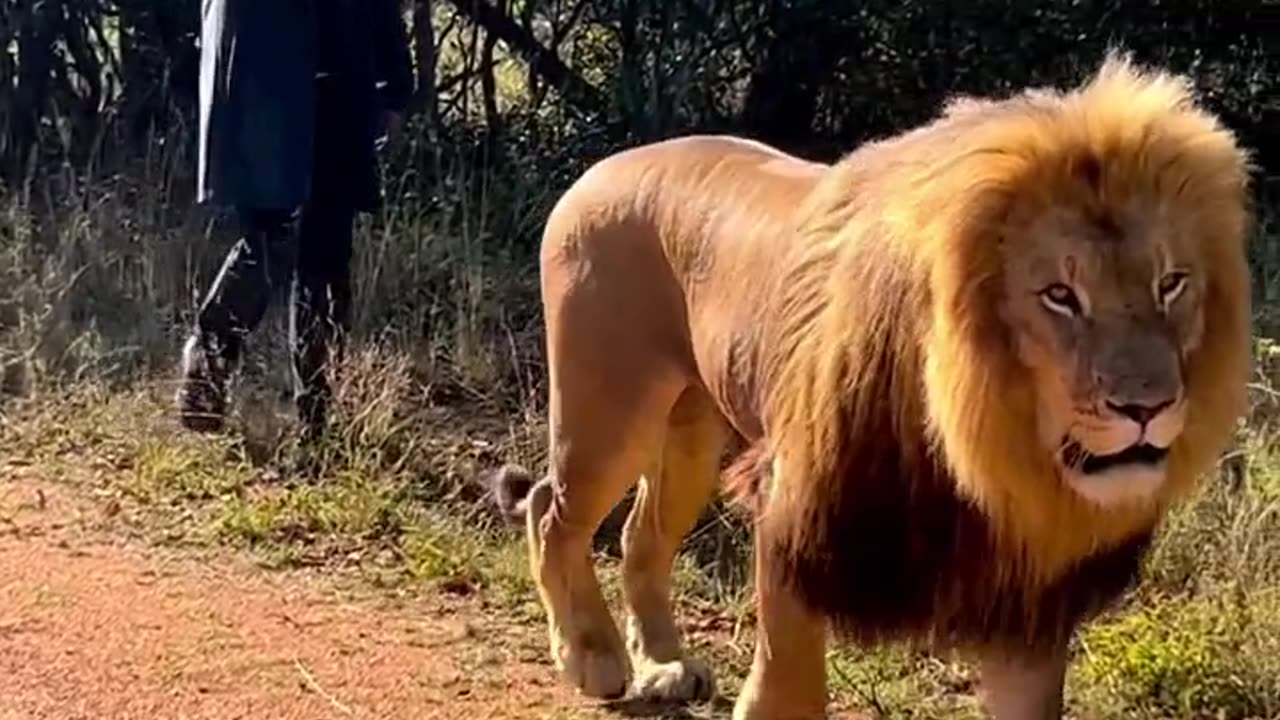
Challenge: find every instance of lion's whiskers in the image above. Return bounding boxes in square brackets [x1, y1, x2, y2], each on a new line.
[1060, 439, 1091, 474]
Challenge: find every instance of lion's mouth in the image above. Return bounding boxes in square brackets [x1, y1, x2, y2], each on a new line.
[1062, 441, 1169, 476]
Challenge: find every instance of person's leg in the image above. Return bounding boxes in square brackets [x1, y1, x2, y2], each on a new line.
[290, 202, 355, 448]
[177, 207, 299, 432]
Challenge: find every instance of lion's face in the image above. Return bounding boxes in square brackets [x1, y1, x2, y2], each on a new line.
[1000, 199, 1205, 507]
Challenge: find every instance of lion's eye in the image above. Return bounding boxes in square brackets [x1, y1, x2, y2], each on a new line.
[1039, 283, 1083, 317]
[1157, 271, 1189, 305]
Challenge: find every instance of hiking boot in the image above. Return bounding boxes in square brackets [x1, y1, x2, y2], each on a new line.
[176, 333, 235, 433]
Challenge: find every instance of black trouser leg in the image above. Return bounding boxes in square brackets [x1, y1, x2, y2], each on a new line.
[196, 207, 300, 364]
[178, 207, 299, 432]
[290, 203, 355, 441]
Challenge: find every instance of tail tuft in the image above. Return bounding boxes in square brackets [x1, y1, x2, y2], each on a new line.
[722, 441, 774, 517]
[483, 463, 538, 524]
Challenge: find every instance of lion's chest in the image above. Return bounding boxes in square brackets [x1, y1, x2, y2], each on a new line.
[776, 466, 1152, 653]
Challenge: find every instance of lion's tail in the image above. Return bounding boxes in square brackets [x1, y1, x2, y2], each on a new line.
[482, 463, 539, 524]
[487, 447, 771, 523]
[722, 441, 774, 516]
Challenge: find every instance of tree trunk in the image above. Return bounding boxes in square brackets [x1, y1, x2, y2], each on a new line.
[480, 0, 500, 133]
[411, 0, 441, 129]
[738, 15, 843, 153]
[616, 0, 644, 139]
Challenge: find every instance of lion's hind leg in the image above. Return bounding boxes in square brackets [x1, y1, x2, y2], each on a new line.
[529, 370, 684, 700]
[620, 386, 725, 703]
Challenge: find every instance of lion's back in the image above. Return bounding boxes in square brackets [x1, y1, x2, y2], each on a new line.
[538, 135, 828, 436]
[541, 134, 819, 253]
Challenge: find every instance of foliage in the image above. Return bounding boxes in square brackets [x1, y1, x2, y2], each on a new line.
[3, 1, 1276, 169]
[1075, 592, 1280, 719]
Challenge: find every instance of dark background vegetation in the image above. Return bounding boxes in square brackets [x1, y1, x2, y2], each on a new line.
[3, 1, 1276, 234]
[4, 1, 1279, 165]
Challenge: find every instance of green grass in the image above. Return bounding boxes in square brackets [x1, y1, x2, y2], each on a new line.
[1075, 590, 1280, 718]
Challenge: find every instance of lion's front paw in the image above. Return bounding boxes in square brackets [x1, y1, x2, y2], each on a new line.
[632, 658, 716, 703]
[732, 676, 826, 720]
[732, 698, 826, 720]
[555, 637, 631, 699]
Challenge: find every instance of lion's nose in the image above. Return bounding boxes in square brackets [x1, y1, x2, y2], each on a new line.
[1106, 399, 1174, 426]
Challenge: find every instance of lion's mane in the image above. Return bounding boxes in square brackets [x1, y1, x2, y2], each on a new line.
[728, 54, 1253, 655]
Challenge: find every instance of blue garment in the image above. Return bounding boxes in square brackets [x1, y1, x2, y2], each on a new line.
[197, 0, 412, 212]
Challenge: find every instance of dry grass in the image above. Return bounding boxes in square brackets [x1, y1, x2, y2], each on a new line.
[3, 138, 1280, 719]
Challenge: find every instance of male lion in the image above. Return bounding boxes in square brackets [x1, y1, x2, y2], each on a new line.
[493, 53, 1253, 719]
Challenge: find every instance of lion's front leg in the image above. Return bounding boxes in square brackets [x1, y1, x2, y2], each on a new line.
[732, 535, 828, 720]
[977, 644, 1069, 720]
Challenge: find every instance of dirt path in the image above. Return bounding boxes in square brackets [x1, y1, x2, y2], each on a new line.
[0, 474, 633, 720]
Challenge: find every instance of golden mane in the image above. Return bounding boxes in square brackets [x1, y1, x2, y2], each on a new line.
[756, 50, 1253, 609]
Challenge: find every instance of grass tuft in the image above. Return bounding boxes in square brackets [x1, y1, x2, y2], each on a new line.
[1075, 591, 1280, 719]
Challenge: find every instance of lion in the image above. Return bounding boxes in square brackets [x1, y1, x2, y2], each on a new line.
[491, 53, 1254, 719]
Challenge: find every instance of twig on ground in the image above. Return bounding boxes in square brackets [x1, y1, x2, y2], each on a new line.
[293, 657, 356, 716]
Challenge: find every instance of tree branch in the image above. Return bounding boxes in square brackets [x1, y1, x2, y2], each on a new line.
[447, 0, 606, 118]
